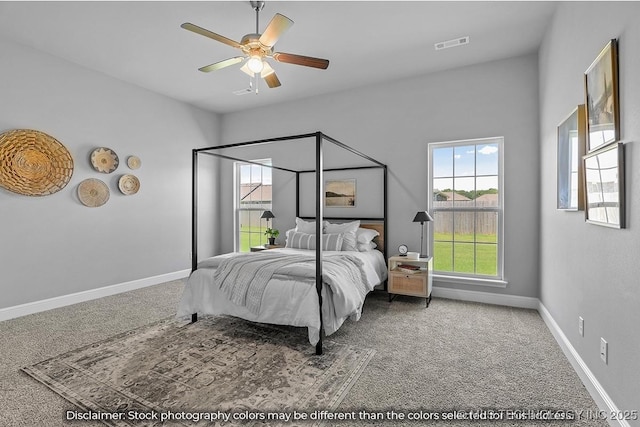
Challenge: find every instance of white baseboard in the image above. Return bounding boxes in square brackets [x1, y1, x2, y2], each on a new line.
[538, 302, 629, 427]
[432, 285, 539, 309]
[0, 269, 190, 322]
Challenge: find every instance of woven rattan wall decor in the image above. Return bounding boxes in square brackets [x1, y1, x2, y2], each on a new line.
[77, 178, 110, 207]
[118, 174, 140, 195]
[0, 129, 74, 196]
[90, 147, 119, 173]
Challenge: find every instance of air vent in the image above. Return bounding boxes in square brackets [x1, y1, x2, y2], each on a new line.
[434, 36, 470, 51]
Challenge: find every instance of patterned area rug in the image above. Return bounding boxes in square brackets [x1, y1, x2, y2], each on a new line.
[21, 316, 374, 426]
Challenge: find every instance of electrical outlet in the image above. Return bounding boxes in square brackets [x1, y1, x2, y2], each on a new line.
[600, 338, 608, 364]
[578, 317, 584, 337]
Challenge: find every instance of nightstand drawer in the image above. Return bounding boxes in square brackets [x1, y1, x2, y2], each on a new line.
[389, 272, 427, 296]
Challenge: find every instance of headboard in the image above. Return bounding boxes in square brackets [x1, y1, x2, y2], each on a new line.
[360, 222, 385, 254]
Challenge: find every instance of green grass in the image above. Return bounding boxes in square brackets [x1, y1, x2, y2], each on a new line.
[433, 232, 497, 276]
[239, 226, 269, 252]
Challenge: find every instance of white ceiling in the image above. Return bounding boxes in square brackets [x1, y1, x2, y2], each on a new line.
[0, 1, 557, 114]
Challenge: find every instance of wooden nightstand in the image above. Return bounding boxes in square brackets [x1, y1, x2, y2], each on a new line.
[250, 244, 283, 252]
[388, 255, 433, 307]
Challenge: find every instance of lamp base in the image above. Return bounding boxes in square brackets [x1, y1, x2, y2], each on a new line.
[419, 254, 429, 259]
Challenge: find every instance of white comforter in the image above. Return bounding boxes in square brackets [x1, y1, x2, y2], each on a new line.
[177, 248, 387, 345]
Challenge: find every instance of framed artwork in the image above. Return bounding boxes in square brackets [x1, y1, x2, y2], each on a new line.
[325, 179, 356, 207]
[557, 105, 586, 210]
[584, 142, 624, 228]
[584, 39, 619, 152]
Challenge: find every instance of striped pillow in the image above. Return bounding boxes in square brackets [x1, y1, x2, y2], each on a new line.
[285, 231, 344, 251]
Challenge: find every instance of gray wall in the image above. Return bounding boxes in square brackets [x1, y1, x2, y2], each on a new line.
[0, 39, 220, 309]
[219, 53, 541, 298]
[538, 2, 640, 417]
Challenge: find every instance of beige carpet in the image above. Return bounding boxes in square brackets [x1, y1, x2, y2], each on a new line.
[0, 279, 607, 426]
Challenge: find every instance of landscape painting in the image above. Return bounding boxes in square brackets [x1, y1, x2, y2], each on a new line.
[325, 179, 356, 207]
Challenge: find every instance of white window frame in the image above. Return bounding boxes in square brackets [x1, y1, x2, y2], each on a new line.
[427, 137, 506, 287]
[234, 159, 272, 252]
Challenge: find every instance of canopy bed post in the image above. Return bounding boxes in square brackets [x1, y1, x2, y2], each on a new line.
[191, 149, 198, 273]
[383, 165, 388, 282]
[315, 132, 324, 355]
[191, 149, 199, 324]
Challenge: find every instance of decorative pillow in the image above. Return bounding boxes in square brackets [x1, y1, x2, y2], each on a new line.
[295, 217, 328, 234]
[325, 220, 360, 251]
[356, 227, 379, 244]
[285, 230, 344, 251]
[357, 241, 377, 252]
[283, 228, 296, 246]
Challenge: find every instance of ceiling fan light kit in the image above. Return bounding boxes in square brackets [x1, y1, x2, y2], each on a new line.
[181, 1, 329, 91]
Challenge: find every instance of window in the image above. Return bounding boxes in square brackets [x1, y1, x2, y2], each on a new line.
[235, 159, 272, 252]
[428, 137, 504, 281]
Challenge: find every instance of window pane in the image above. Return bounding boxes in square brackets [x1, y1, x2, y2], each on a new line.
[476, 212, 498, 243]
[475, 176, 499, 207]
[433, 210, 453, 241]
[433, 178, 454, 203]
[453, 212, 474, 242]
[453, 177, 474, 204]
[476, 243, 497, 276]
[476, 143, 499, 176]
[434, 241, 452, 272]
[453, 243, 475, 273]
[433, 147, 453, 178]
[454, 145, 476, 177]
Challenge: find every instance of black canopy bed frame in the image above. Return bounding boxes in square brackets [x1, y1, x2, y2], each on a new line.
[190, 131, 387, 355]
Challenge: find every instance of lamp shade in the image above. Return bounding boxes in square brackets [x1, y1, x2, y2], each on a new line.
[260, 210, 275, 220]
[413, 211, 433, 223]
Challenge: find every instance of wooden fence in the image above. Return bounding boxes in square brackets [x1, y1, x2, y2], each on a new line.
[432, 201, 498, 235]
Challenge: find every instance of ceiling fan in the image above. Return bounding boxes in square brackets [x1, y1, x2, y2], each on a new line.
[181, 1, 330, 89]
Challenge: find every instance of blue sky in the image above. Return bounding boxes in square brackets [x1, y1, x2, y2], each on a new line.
[433, 143, 499, 191]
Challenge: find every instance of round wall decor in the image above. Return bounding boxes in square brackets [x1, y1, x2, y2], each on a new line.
[0, 129, 74, 196]
[127, 155, 141, 170]
[118, 174, 140, 195]
[90, 147, 119, 173]
[78, 178, 109, 207]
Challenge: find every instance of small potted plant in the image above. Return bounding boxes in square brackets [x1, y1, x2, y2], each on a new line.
[265, 228, 280, 245]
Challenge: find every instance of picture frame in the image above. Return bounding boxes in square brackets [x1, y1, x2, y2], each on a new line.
[583, 142, 624, 228]
[584, 39, 619, 152]
[557, 105, 587, 210]
[325, 179, 356, 207]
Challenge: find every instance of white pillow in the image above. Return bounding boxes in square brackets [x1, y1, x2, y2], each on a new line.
[325, 220, 360, 251]
[283, 228, 296, 246]
[357, 241, 377, 252]
[285, 230, 344, 251]
[356, 227, 379, 244]
[295, 217, 327, 234]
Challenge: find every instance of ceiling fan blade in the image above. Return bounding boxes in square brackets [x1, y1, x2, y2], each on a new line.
[198, 56, 244, 73]
[261, 62, 281, 88]
[263, 72, 281, 88]
[181, 23, 242, 49]
[273, 52, 329, 69]
[259, 13, 294, 47]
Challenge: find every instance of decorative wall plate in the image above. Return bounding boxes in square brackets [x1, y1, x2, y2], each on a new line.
[118, 174, 140, 195]
[127, 155, 141, 170]
[90, 147, 119, 173]
[78, 178, 109, 207]
[0, 129, 74, 196]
